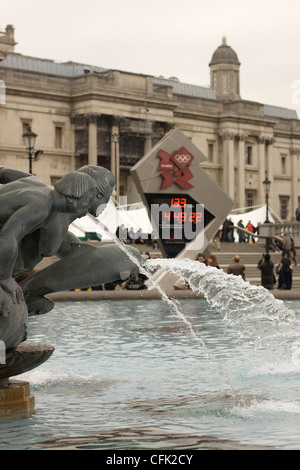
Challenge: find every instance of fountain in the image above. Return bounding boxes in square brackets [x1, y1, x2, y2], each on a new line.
[0, 164, 299, 449]
[0, 165, 142, 418]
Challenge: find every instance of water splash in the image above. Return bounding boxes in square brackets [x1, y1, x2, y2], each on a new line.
[88, 215, 236, 394]
[146, 258, 297, 350]
[88, 215, 298, 396]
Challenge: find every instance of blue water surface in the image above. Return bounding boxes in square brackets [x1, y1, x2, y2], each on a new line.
[0, 299, 299, 450]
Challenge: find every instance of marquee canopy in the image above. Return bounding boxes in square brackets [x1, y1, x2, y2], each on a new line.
[69, 200, 153, 240]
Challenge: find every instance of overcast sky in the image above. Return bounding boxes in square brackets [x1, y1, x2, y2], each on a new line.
[2, 0, 300, 115]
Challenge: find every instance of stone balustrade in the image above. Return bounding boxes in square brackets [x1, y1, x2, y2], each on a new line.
[259, 222, 300, 245]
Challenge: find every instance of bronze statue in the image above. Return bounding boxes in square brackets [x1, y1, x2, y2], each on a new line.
[0, 165, 142, 381]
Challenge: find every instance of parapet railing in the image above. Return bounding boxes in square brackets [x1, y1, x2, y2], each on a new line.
[230, 225, 283, 243]
[258, 222, 300, 244]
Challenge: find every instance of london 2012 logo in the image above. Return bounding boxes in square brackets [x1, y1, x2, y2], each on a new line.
[157, 146, 194, 190]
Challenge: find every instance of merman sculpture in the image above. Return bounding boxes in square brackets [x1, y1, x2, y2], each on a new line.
[0, 165, 142, 392]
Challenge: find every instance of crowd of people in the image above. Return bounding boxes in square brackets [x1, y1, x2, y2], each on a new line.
[76, 216, 298, 292]
[196, 252, 246, 281]
[197, 230, 297, 291]
[257, 231, 296, 290]
[115, 224, 158, 249]
[219, 218, 261, 243]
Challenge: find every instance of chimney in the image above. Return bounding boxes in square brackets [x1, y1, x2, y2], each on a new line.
[0, 25, 17, 60]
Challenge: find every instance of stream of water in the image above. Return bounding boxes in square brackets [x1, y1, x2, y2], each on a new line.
[89, 215, 297, 398]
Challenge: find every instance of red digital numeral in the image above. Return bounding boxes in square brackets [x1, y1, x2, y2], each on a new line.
[189, 212, 203, 222]
[170, 198, 187, 208]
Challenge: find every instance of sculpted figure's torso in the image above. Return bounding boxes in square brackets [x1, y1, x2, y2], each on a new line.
[0, 174, 97, 279]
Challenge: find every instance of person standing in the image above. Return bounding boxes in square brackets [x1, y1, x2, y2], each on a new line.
[227, 255, 246, 281]
[276, 257, 292, 290]
[221, 218, 230, 242]
[290, 238, 297, 266]
[227, 218, 234, 242]
[257, 253, 275, 290]
[207, 255, 220, 269]
[237, 220, 246, 243]
[282, 232, 292, 258]
[246, 220, 255, 243]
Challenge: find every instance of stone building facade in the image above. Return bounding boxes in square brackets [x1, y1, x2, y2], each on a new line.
[0, 27, 299, 220]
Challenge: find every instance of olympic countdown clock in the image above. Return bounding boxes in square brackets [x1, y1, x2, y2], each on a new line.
[131, 128, 234, 263]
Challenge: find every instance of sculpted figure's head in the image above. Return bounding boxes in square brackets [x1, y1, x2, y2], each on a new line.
[54, 172, 97, 217]
[78, 165, 115, 216]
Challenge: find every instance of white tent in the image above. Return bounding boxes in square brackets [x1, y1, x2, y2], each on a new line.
[229, 204, 275, 227]
[69, 199, 153, 241]
[227, 204, 276, 242]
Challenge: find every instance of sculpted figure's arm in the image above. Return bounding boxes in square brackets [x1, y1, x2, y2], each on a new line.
[0, 167, 31, 183]
[0, 195, 50, 310]
[0, 197, 49, 280]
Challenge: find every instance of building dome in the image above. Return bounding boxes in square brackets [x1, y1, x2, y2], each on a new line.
[209, 37, 240, 66]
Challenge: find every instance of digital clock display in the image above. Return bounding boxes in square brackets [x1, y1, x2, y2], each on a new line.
[162, 197, 203, 224]
[145, 193, 215, 258]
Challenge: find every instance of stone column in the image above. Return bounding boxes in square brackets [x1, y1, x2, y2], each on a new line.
[257, 137, 266, 205]
[222, 132, 235, 200]
[70, 115, 76, 171]
[291, 148, 299, 218]
[144, 134, 153, 154]
[236, 134, 245, 208]
[87, 114, 98, 166]
[266, 138, 275, 212]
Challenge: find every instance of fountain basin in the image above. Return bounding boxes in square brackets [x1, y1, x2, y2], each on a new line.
[0, 299, 299, 450]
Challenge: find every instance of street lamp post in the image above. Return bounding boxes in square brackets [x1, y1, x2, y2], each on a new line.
[112, 130, 119, 201]
[263, 176, 271, 223]
[22, 126, 38, 174]
[263, 176, 271, 253]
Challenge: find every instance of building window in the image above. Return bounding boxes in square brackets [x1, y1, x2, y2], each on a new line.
[21, 121, 32, 139]
[207, 143, 214, 162]
[246, 191, 254, 210]
[281, 155, 287, 174]
[22, 122, 30, 135]
[246, 146, 253, 165]
[55, 126, 63, 149]
[280, 196, 289, 220]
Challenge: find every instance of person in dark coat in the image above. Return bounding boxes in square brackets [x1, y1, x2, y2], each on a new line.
[227, 255, 246, 280]
[257, 253, 275, 290]
[276, 257, 293, 290]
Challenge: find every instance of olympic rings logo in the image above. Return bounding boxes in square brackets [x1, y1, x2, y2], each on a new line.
[173, 154, 192, 163]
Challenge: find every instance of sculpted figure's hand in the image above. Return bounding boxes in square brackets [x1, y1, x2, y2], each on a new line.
[0, 278, 24, 316]
[0, 277, 28, 350]
[23, 292, 54, 317]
